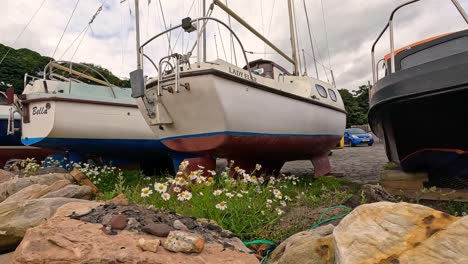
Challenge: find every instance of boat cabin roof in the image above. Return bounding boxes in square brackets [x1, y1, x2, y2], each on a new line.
[383, 33, 451, 61]
[243, 59, 292, 79]
[382, 29, 468, 73]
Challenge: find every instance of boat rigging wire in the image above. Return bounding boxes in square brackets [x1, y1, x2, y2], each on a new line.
[0, 0, 47, 65]
[156, 0, 172, 54]
[302, 0, 319, 79]
[216, 22, 228, 61]
[51, 0, 81, 59]
[265, 0, 276, 56]
[320, 0, 332, 72]
[225, 0, 237, 66]
[58, 3, 105, 61]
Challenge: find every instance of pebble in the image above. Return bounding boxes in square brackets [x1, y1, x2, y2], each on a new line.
[173, 220, 189, 231]
[107, 193, 129, 206]
[110, 214, 128, 230]
[72, 207, 93, 217]
[142, 223, 173, 237]
[162, 231, 205, 253]
[102, 214, 113, 226]
[138, 238, 160, 253]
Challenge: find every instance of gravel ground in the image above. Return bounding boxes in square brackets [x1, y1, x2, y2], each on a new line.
[281, 143, 388, 184]
[217, 143, 388, 185]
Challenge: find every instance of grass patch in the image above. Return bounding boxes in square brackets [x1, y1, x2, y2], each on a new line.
[18, 158, 355, 242]
[81, 162, 354, 242]
[383, 162, 398, 170]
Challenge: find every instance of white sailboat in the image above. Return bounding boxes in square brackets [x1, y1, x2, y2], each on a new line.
[131, 0, 346, 176]
[10, 61, 172, 169]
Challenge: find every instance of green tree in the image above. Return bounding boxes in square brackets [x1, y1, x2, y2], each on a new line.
[0, 43, 129, 93]
[338, 85, 369, 128]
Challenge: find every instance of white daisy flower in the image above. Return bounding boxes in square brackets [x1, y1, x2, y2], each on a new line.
[215, 201, 227, 210]
[154, 182, 167, 193]
[225, 192, 234, 199]
[141, 187, 153, 198]
[161, 192, 170, 201]
[213, 189, 223, 196]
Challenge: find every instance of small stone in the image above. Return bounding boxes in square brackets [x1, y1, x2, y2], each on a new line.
[126, 217, 141, 231]
[72, 207, 93, 217]
[206, 223, 222, 232]
[180, 218, 198, 229]
[142, 223, 173, 237]
[138, 238, 160, 253]
[102, 214, 113, 226]
[173, 220, 189, 231]
[163, 231, 205, 253]
[110, 214, 127, 230]
[107, 193, 128, 206]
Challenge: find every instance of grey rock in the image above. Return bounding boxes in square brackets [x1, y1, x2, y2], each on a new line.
[41, 184, 93, 200]
[162, 231, 205, 253]
[0, 173, 72, 203]
[142, 223, 173, 237]
[2, 180, 70, 204]
[126, 217, 141, 231]
[0, 197, 89, 250]
[0, 170, 16, 184]
[268, 225, 335, 264]
[33, 167, 68, 175]
[173, 219, 189, 231]
[102, 214, 113, 226]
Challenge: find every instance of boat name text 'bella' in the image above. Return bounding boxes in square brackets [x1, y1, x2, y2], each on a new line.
[32, 106, 48, 115]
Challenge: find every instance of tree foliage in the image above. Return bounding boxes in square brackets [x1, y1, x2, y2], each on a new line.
[0, 43, 129, 93]
[338, 85, 370, 128]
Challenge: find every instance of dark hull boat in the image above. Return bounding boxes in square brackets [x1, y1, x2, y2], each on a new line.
[369, 0, 468, 188]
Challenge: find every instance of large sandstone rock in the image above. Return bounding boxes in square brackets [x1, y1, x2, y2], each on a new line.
[0, 169, 16, 184]
[2, 180, 70, 204]
[268, 224, 335, 264]
[0, 198, 90, 250]
[41, 184, 93, 199]
[333, 202, 461, 264]
[0, 173, 72, 202]
[12, 202, 259, 264]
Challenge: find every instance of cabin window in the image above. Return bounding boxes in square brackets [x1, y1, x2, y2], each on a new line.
[315, 84, 328, 98]
[328, 89, 337, 102]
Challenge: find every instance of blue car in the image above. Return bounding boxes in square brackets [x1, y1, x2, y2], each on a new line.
[344, 128, 374, 146]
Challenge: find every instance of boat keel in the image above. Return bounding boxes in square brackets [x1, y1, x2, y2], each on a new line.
[311, 154, 332, 177]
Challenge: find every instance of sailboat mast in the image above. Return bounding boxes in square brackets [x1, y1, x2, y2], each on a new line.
[203, 0, 207, 62]
[287, 0, 299, 76]
[134, 0, 142, 70]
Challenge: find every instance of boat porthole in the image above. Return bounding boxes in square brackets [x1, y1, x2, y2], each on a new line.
[328, 89, 337, 102]
[315, 84, 328, 98]
[127, 112, 130, 115]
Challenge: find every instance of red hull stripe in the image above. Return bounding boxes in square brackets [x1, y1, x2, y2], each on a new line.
[162, 132, 342, 159]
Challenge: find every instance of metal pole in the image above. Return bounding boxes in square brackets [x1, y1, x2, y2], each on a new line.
[389, 20, 395, 74]
[302, 49, 307, 76]
[287, 0, 299, 75]
[203, 0, 207, 62]
[330, 69, 336, 88]
[135, 0, 142, 70]
[371, 51, 376, 84]
[451, 0, 468, 24]
[213, 0, 294, 65]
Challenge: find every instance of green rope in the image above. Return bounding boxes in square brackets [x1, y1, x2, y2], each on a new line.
[243, 205, 352, 263]
[310, 205, 352, 230]
[243, 239, 277, 264]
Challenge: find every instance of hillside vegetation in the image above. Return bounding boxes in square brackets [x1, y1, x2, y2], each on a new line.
[0, 43, 129, 93]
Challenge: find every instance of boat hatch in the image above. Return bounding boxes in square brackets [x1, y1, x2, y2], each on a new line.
[243, 59, 291, 80]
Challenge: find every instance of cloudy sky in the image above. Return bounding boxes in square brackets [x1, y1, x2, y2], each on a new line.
[1, 0, 467, 91]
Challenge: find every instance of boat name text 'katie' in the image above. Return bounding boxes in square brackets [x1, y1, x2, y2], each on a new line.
[228, 67, 256, 82]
